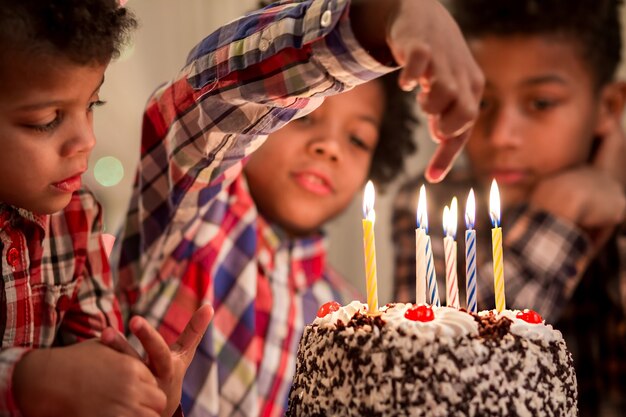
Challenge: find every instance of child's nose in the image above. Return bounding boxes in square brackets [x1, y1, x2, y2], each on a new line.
[60, 123, 96, 157]
[307, 136, 341, 162]
[486, 108, 523, 148]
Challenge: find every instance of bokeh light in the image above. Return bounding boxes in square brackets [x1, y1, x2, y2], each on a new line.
[94, 156, 125, 187]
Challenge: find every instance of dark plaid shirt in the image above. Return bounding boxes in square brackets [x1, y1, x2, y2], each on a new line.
[392, 171, 626, 416]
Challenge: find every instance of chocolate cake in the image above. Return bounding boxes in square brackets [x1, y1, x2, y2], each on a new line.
[286, 301, 577, 416]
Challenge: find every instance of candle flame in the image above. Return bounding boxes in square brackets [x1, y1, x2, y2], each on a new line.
[465, 188, 476, 229]
[415, 184, 428, 229]
[442, 205, 450, 236]
[417, 184, 429, 233]
[450, 197, 458, 239]
[363, 180, 376, 222]
[489, 179, 501, 227]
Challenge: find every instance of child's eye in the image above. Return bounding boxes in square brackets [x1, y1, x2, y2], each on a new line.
[294, 114, 313, 125]
[88, 100, 106, 112]
[29, 115, 61, 133]
[350, 135, 370, 150]
[529, 98, 557, 111]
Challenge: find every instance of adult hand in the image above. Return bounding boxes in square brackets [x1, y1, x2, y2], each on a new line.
[531, 119, 626, 253]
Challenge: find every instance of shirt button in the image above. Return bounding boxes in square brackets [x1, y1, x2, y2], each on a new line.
[259, 38, 270, 52]
[6, 247, 20, 267]
[320, 9, 332, 28]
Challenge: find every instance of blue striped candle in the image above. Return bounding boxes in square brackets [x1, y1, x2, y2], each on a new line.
[465, 189, 477, 313]
[425, 235, 440, 307]
[420, 186, 440, 307]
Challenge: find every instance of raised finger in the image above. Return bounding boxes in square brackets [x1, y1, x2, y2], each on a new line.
[171, 304, 214, 362]
[129, 316, 173, 378]
[424, 132, 469, 183]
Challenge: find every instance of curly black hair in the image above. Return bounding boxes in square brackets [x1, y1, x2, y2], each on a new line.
[447, 0, 623, 90]
[369, 71, 418, 187]
[0, 0, 137, 65]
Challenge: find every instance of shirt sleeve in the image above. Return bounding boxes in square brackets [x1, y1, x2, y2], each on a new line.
[477, 207, 592, 323]
[0, 347, 31, 416]
[118, 0, 396, 306]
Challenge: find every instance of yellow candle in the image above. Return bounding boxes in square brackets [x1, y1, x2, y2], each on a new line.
[490, 179, 506, 312]
[362, 180, 378, 313]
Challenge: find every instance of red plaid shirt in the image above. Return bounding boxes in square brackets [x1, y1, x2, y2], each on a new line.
[0, 189, 122, 415]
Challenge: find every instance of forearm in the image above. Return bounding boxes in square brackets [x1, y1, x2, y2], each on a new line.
[0, 348, 33, 416]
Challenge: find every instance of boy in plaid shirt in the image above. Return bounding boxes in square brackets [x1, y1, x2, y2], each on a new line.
[392, 0, 626, 415]
[0, 1, 212, 416]
[115, 0, 484, 415]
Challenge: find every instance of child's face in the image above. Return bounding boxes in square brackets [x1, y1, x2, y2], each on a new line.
[465, 36, 602, 208]
[0, 52, 106, 214]
[244, 81, 384, 236]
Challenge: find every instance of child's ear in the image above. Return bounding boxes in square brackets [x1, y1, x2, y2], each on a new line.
[595, 81, 626, 137]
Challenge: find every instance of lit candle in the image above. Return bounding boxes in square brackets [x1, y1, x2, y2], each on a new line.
[420, 187, 440, 307]
[362, 180, 378, 314]
[415, 185, 427, 305]
[490, 179, 506, 312]
[443, 198, 459, 308]
[465, 189, 478, 313]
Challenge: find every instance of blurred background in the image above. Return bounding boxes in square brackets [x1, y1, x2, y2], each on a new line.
[91, 0, 624, 304]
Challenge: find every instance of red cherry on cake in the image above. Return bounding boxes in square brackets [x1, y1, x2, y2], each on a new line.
[516, 309, 543, 324]
[404, 304, 435, 322]
[317, 301, 341, 318]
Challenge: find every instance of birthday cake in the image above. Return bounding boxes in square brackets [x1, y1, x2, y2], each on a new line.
[286, 301, 577, 416]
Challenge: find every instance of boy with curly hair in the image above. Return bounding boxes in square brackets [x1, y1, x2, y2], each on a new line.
[392, 0, 626, 414]
[115, 0, 483, 415]
[0, 1, 212, 416]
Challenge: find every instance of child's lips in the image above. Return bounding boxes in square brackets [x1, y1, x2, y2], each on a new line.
[490, 169, 528, 185]
[292, 171, 334, 196]
[52, 173, 83, 193]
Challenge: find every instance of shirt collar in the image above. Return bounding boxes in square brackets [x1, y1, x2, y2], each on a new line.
[256, 213, 327, 292]
[0, 203, 49, 232]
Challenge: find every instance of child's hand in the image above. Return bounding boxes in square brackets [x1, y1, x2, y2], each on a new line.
[100, 304, 214, 417]
[531, 121, 626, 252]
[351, 0, 484, 182]
[13, 339, 167, 417]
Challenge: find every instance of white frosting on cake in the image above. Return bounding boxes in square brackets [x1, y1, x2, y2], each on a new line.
[314, 301, 562, 342]
[480, 309, 562, 342]
[314, 300, 366, 327]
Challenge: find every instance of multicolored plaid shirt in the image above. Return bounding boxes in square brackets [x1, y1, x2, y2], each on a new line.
[0, 190, 121, 416]
[116, 1, 390, 416]
[392, 171, 626, 416]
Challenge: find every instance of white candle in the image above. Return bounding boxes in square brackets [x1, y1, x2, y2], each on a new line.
[415, 185, 427, 305]
[443, 198, 459, 308]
